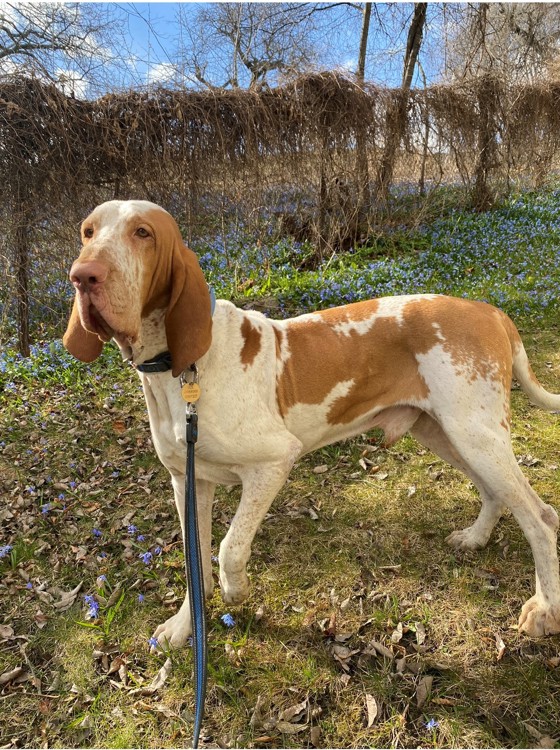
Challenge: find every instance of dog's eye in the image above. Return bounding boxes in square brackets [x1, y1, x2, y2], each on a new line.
[136, 227, 151, 238]
[83, 226, 94, 239]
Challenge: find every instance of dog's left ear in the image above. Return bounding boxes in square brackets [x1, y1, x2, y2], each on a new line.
[165, 242, 212, 378]
[63, 296, 104, 362]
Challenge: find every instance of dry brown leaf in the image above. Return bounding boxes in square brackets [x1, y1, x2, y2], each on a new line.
[250, 695, 268, 729]
[313, 464, 328, 474]
[0, 665, 26, 686]
[309, 726, 322, 747]
[52, 581, 83, 611]
[107, 657, 126, 676]
[34, 610, 49, 629]
[365, 694, 378, 727]
[369, 640, 394, 660]
[147, 657, 172, 692]
[494, 632, 506, 661]
[278, 700, 308, 723]
[0, 624, 15, 639]
[276, 721, 308, 735]
[112, 420, 127, 434]
[416, 675, 433, 709]
[415, 622, 427, 645]
[391, 623, 404, 643]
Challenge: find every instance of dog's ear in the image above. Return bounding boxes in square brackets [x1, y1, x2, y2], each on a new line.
[63, 297, 104, 362]
[165, 243, 212, 378]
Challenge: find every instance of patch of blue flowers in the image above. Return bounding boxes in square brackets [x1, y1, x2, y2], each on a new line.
[193, 187, 560, 324]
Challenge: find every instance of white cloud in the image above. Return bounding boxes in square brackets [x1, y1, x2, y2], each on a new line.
[147, 62, 178, 86]
[340, 58, 358, 73]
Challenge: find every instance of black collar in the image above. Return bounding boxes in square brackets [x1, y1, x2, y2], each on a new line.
[135, 350, 173, 373]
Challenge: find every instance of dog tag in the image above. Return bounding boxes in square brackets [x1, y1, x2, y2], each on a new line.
[181, 382, 201, 403]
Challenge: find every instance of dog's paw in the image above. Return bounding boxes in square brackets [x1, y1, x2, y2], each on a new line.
[219, 569, 250, 606]
[151, 611, 192, 651]
[445, 527, 487, 551]
[518, 596, 560, 637]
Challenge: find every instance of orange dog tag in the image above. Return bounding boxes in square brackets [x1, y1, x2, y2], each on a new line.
[181, 382, 201, 403]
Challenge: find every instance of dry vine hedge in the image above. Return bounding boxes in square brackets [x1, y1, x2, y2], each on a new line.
[1, 71, 560, 351]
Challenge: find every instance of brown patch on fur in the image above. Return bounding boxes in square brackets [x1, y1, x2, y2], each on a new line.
[273, 326, 284, 361]
[276, 299, 429, 423]
[240, 317, 262, 369]
[276, 296, 517, 425]
[427, 300, 513, 389]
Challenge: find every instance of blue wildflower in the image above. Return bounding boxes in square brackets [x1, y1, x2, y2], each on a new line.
[148, 636, 159, 649]
[84, 594, 100, 619]
[128, 525, 138, 535]
[425, 719, 439, 730]
[136, 534, 145, 542]
[0, 544, 13, 559]
[220, 613, 236, 628]
[92, 528, 102, 538]
[138, 594, 145, 603]
[139, 551, 153, 565]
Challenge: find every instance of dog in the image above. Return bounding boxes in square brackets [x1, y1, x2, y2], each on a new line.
[63, 199, 560, 648]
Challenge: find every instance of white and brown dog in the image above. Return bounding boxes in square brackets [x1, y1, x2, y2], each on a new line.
[64, 199, 560, 648]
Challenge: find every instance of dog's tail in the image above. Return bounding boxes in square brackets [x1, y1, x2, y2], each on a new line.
[506, 315, 560, 411]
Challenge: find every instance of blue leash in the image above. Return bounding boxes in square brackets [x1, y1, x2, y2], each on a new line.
[181, 365, 207, 748]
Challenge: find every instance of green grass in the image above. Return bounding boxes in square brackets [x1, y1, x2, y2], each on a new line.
[1, 329, 560, 748]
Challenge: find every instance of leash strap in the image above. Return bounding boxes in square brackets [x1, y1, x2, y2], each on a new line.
[181, 366, 207, 749]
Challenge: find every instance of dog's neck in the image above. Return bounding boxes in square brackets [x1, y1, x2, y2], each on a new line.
[114, 308, 168, 367]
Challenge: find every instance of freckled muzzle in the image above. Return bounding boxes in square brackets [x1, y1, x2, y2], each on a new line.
[69, 255, 133, 342]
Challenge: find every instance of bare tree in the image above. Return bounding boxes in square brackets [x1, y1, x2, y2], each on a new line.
[444, 3, 560, 83]
[0, 3, 132, 95]
[174, 3, 335, 90]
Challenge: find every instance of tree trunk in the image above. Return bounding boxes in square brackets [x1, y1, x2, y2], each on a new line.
[14, 182, 31, 357]
[375, 3, 427, 202]
[356, 2, 372, 212]
[473, 75, 498, 210]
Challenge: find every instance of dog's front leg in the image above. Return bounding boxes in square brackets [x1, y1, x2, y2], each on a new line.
[151, 476, 215, 650]
[219, 443, 301, 606]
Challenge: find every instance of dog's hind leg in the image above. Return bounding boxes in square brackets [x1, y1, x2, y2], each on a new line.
[437, 414, 560, 637]
[410, 412, 505, 550]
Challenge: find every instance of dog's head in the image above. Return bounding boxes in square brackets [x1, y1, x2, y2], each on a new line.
[63, 200, 212, 377]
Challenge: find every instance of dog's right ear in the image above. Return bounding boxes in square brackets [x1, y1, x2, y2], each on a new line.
[62, 297, 104, 362]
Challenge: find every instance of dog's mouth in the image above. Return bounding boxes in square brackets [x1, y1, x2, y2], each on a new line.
[87, 304, 116, 342]
[77, 291, 138, 353]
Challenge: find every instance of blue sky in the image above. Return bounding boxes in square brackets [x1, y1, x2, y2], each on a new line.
[0, 2, 445, 96]
[105, 2, 442, 93]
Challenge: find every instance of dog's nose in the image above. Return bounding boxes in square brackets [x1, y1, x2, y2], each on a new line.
[70, 259, 109, 292]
